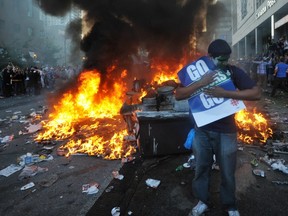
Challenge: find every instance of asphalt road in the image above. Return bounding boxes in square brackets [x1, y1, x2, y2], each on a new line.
[0, 92, 122, 216]
[86, 90, 288, 216]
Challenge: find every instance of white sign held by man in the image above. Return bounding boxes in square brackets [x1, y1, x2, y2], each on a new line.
[177, 56, 245, 127]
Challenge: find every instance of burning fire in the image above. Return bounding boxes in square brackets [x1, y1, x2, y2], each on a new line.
[35, 61, 272, 160]
[235, 108, 273, 144]
[151, 64, 183, 83]
[139, 60, 184, 99]
[150, 62, 182, 84]
[36, 69, 136, 159]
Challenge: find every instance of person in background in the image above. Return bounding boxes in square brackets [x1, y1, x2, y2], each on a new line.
[0, 66, 4, 97]
[283, 36, 288, 55]
[252, 57, 271, 92]
[175, 39, 261, 216]
[270, 57, 288, 97]
[267, 56, 275, 87]
[2, 64, 13, 97]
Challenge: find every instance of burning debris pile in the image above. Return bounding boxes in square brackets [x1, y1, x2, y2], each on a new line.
[35, 62, 186, 159]
[235, 108, 273, 145]
[35, 70, 136, 159]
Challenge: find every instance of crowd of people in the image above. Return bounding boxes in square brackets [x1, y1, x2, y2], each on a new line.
[0, 63, 80, 98]
[1, 35, 288, 99]
[236, 35, 288, 96]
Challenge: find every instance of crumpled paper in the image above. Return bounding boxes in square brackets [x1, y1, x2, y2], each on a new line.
[271, 161, 288, 174]
[145, 178, 161, 188]
[18, 165, 48, 180]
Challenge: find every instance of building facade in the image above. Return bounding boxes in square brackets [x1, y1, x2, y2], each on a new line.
[40, 6, 82, 66]
[0, 0, 44, 66]
[232, 0, 288, 59]
[212, 0, 233, 44]
[0, 0, 82, 66]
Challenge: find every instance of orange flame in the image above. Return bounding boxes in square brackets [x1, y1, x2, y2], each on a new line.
[150, 61, 183, 84]
[235, 108, 273, 144]
[138, 60, 184, 99]
[35, 69, 136, 159]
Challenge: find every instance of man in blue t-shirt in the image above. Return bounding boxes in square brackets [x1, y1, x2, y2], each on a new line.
[175, 39, 261, 216]
[270, 57, 288, 97]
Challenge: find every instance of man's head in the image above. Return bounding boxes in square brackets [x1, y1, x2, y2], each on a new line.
[208, 39, 231, 68]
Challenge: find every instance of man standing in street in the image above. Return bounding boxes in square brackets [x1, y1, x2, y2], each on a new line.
[270, 56, 288, 97]
[175, 39, 261, 216]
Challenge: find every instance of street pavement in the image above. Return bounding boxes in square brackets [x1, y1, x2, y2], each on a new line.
[1, 89, 288, 216]
[86, 90, 288, 216]
[0, 91, 123, 216]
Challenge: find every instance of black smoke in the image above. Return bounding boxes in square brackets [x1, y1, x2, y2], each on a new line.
[35, 0, 222, 75]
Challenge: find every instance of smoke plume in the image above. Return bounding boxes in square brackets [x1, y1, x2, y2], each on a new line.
[35, 0, 223, 76]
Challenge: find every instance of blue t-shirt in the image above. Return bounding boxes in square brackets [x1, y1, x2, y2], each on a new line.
[275, 62, 288, 78]
[195, 65, 256, 133]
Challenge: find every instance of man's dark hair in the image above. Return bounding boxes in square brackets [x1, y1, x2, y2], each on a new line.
[208, 39, 232, 58]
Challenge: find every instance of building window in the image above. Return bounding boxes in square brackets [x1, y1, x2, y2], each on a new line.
[241, 0, 247, 20]
[28, 27, 33, 37]
[256, 0, 265, 9]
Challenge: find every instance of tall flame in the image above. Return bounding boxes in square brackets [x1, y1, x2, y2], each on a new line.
[35, 69, 136, 159]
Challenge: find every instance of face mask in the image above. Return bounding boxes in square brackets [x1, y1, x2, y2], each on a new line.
[212, 55, 229, 69]
[211, 58, 220, 67]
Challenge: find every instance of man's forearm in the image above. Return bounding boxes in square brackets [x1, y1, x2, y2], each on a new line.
[175, 81, 206, 100]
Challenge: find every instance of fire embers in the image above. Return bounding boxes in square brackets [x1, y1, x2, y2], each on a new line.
[235, 108, 273, 145]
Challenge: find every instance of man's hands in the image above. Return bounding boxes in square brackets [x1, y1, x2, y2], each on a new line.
[175, 71, 220, 100]
[201, 71, 226, 97]
[204, 86, 226, 98]
[198, 71, 217, 87]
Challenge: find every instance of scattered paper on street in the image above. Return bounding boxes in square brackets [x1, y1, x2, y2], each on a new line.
[0, 164, 23, 177]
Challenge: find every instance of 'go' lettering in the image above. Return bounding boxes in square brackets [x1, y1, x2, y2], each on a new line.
[200, 93, 224, 109]
[186, 60, 210, 81]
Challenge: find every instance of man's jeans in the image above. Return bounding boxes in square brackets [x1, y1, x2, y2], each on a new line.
[192, 127, 238, 209]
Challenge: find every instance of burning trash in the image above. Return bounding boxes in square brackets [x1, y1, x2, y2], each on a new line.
[235, 108, 273, 145]
[35, 70, 136, 159]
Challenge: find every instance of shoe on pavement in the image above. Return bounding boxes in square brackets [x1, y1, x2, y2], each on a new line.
[228, 209, 240, 216]
[189, 201, 208, 216]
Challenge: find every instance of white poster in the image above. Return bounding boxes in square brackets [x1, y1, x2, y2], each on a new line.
[177, 56, 245, 127]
